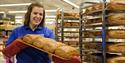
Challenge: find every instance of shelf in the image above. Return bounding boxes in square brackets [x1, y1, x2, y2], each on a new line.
[82, 36, 102, 38]
[0, 29, 12, 32]
[57, 26, 79, 28]
[107, 52, 125, 55]
[82, 49, 102, 54]
[58, 17, 79, 20]
[58, 31, 79, 33]
[57, 36, 79, 38]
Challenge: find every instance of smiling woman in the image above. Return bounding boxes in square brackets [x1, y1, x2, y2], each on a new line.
[29, 6, 44, 31]
[3, 2, 55, 63]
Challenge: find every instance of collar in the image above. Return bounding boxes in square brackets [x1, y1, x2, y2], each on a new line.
[24, 25, 43, 30]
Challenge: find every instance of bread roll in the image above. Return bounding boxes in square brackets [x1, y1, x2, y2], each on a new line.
[54, 46, 79, 59]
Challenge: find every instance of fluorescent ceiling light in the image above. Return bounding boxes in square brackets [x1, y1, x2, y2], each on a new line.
[62, 0, 79, 9]
[8, 11, 27, 13]
[15, 16, 23, 19]
[45, 16, 56, 18]
[0, 3, 31, 7]
[8, 9, 57, 13]
[0, 11, 5, 13]
[45, 10, 57, 12]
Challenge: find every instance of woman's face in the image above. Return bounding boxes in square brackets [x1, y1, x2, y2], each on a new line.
[30, 6, 43, 26]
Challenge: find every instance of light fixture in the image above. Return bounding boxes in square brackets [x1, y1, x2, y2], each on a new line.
[61, 0, 79, 9]
[0, 3, 31, 7]
[15, 16, 23, 19]
[45, 10, 57, 12]
[8, 11, 27, 13]
[0, 11, 5, 13]
[45, 16, 56, 18]
[8, 9, 57, 14]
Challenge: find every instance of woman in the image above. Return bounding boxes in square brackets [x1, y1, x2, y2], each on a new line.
[3, 2, 80, 63]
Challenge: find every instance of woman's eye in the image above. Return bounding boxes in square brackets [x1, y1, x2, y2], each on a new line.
[34, 12, 37, 15]
[39, 13, 43, 16]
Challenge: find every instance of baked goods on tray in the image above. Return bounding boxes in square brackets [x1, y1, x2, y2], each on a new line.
[22, 34, 80, 60]
[84, 2, 125, 15]
[84, 30, 125, 39]
[54, 46, 79, 59]
[84, 3, 103, 15]
[22, 34, 43, 44]
[56, 10, 79, 19]
[84, 43, 102, 50]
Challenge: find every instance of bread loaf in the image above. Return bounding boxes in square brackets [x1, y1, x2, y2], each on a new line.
[108, 30, 125, 39]
[107, 43, 125, 53]
[23, 34, 43, 44]
[84, 2, 125, 14]
[84, 43, 102, 50]
[64, 22, 71, 27]
[32, 37, 47, 48]
[84, 55, 102, 63]
[108, 56, 125, 63]
[42, 38, 58, 53]
[84, 3, 102, 14]
[54, 46, 79, 59]
[86, 18, 102, 24]
[110, 0, 125, 3]
[108, 13, 125, 25]
[56, 11, 79, 19]
[23, 34, 80, 59]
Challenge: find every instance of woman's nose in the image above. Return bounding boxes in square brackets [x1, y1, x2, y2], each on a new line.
[36, 14, 40, 17]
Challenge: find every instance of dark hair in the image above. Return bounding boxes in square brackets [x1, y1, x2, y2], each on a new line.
[24, 2, 45, 27]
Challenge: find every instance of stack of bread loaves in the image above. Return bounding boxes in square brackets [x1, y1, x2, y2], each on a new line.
[22, 34, 79, 59]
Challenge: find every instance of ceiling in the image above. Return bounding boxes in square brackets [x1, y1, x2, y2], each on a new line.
[0, 0, 83, 16]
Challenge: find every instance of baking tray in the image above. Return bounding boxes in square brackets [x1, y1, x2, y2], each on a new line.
[19, 40, 69, 60]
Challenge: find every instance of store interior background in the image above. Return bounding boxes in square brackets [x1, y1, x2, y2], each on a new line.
[0, 0, 111, 63]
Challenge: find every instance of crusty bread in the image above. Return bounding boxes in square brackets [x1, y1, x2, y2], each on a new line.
[108, 3, 125, 11]
[54, 46, 79, 59]
[110, 0, 125, 3]
[23, 34, 80, 59]
[108, 13, 125, 25]
[108, 30, 125, 39]
[107, 43, 125, 53]
[32, 37, 47, 48]
[23, 34, 43, 44]
[108, 56, 125, 63]
[84, 2, 125, 14]
[42, 38, 58, 53]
